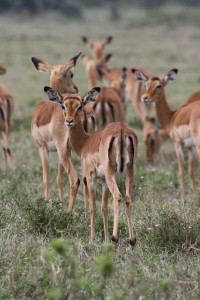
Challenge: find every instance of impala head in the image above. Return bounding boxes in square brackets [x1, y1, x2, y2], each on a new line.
[82, 36, 113, 59]
[44, 86, 100, 127]
[0, 64, 6, 75]
[144, 119, 168, 163]
[31, 52, 81, 94]
[131, 68, 178, 104]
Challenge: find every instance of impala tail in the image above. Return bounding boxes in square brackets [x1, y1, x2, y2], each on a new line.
[108, 126, 137, 175]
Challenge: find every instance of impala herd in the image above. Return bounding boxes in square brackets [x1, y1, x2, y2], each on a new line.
[1, 36, 200, 245]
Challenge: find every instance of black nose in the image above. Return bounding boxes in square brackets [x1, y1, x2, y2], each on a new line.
[65, 120, 74, 127]
[142, 96, 148, 103]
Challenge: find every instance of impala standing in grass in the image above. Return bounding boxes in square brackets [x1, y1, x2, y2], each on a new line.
[31, 53, 95, 211]
[132, 68, 200, 200]
[44, 86, 138, 246]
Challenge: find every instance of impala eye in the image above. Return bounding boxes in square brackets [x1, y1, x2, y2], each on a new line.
[77, 105, 82, 111]
[70, 72, 74, 79]
[155, 84, 161, 89]
[61, 104, 66, 111]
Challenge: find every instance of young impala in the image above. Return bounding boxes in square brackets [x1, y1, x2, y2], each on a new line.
[31, 53, 95, 211]
[82, 36, 113, 60]
[44, 86, 138, 246]
[0, 64, 14, 169]
[132, 68, 200, 200]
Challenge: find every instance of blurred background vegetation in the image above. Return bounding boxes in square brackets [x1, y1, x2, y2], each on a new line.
[0, 0, 199, 17]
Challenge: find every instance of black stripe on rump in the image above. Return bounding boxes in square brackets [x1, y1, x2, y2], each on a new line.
[120, 129, 124, 173]
[108, 136, 116, 162]
[107, 102, 115, 122]
[128, 136, 135, 166]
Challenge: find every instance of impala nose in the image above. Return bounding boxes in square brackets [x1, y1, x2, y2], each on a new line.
[65, 119, 74, 127]
[142, 95, 149, 103]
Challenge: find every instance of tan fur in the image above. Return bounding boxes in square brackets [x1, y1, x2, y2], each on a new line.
[45, 87, 138, 245]
[82, 36, 113, 60]
[0, 66, 14, 169]
[31, 53, 94, 210]
[133, 68, 200, 201]
[93, 87, 124, 129]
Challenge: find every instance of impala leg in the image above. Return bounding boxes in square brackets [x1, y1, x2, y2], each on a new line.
[1, 131, 13, 170]
[125, 168, 136, 247]
[101, 181, 110, 242]
[188, 147, 196, 194]
[105, 173, 121, 244]
[174, 143, 185, 203]
[83, 177, 89, 219]
[58, 147, 79, 213]
[87, 174, 96, 241]
[38, 146, 50, 200]
[57, 159, 64, 206]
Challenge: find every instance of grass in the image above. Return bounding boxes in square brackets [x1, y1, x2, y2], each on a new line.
[0, 5, 200, 299]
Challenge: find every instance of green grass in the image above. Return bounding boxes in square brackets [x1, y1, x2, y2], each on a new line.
[0, 5, 200, 299]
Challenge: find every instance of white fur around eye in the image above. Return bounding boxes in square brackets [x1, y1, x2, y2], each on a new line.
[61, 104, 66, 111]
[155, 84, 161, 89]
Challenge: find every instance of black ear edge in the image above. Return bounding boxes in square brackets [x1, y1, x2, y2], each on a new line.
[171, 68, 178, 74]
[31, 57, 42, 69]
[82, 36, 88, 43]
[71, 52, 82, 65]
[107, 36, 113, 43]
[44, 86, 52, 93]
[105, 53, 112, 61]
[93, 87, 101, 93]
[131, 68, 137, 74]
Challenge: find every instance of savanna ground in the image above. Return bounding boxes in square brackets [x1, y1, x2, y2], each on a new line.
[0, 5, 200, 299]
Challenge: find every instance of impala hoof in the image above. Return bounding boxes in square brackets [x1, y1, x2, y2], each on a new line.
[129, 237, 137, 247]
[111, 235, 119, 244]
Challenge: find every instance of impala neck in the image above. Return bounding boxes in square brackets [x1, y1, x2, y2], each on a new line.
[68, 118, 89, 157]
[155, 90, 174, 131]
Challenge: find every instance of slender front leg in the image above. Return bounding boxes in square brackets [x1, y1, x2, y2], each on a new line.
[188, 147, 196, 194]
[83, 176, 89, 219]
[174, 143, 185, 203]
[105, 173, 121, 244]
[57, 147, 79, 213]
[57, 159, 64, 206]
[38, 146, 50, 200]
[125, 168, 136, 246]
[101, 181, 110, 242]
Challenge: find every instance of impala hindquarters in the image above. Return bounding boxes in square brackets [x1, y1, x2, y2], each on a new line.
[44, 86, 138, 246]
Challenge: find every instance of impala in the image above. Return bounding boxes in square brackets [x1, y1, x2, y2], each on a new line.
[44, 86, 138, 246]
[99, 65, 169, 162]
[31, 53, 94, 211]
[81, 53, 112, 89]
[132, 68, 200, 200]
[82, 36, 113, 60]
[0, 64, 14, 169]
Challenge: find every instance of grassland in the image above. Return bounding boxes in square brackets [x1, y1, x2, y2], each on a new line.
[0, 5, 200, 300]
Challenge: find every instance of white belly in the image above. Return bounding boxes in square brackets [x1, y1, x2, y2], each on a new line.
[46, 141, 57, 151]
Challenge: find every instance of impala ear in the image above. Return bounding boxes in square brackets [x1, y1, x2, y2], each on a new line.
[131, 68, 148, 84]
[31, 57, 52, 74]
[163, 69, 178, 86]
[44, 86, 63, 104]
[0, 64, 6, 75]
[62, 52, 82, 75]
[82, 87, 101, 105]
